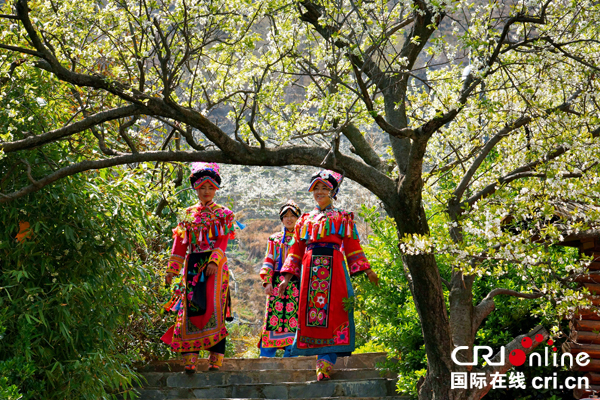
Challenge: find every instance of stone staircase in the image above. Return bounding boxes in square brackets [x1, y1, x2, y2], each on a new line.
[135, 352, 408, 400]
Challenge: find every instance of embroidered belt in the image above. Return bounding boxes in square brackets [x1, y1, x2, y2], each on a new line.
[307, 242, 340, 251]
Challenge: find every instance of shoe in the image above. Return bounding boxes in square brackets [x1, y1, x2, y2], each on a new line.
[317, 372, 330, 381]
[208, 352, 224, 371]
[182, 352, 198, 374]
[316, 359, 333, 381]
[184, 366, 196, 374]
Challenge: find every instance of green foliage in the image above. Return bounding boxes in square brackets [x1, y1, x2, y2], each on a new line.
[354, 205, 426, 397]
[473, 249, 580, 400]
[356, 205, 582, 399]
[1, 0, 600, 398]
[114, 248, 175, 363]
[0, 163, 161, 399]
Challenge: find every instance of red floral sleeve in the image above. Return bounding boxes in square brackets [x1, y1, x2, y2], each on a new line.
[224, 209, 236, 240]
[343, 235, 371, 276]
[210, 205, 232, 267]
[259, 238, 276, 286]
[167, 223, 187, 274]
[208, 248, 227, 269]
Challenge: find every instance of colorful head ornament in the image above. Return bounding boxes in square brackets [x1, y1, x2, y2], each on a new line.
[308, 169, 343, 199]
[279, 199, 302, 220]
[189, 162, 221, 190]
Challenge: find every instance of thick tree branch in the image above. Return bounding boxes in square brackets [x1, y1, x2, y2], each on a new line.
[157, 100, 251, 154]
[351, 63, 416, 140]
[448, 272, 475, 360]
[417, 3, 553, 162]
[384, 2, 443, 177]
[477, 325, 548, 398]
[15, 0, 155, 106]
[0, 105, 142, 152]
[399, 136, 428, 208]
[459, 94, 590, 210]
[0, 147, 397, 205]
[451, 116, 532, 205]
[341, 123, 384, 170]
[0, 43, 43, 57]
[397, 1, 443, 74]
[119, 117, 139, 153]
[0, 14, 19, 20]
[483, 287, 543, 301]
[488, 2, 551, 66]
[541, 37, 600, 72]
[440, 277, 451, 291]
[472, 289, 542, 335]
[19, 158, 41, 188]
[465, 143, 569, 207]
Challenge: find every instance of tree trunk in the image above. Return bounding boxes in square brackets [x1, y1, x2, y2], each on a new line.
[392, 207, 457, 400]
[449, 273, 476, 363]
[404, 252, 456, 400]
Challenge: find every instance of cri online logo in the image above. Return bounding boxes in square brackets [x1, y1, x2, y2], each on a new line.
[451, 334, 590, 367]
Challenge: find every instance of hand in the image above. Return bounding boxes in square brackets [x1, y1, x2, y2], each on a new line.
[165, 272, 174, 286]
[264, 284, 273, 296]
[278, 274, 291, 296]
[205, 262, 218, 277]
[366, 269, 379, 286]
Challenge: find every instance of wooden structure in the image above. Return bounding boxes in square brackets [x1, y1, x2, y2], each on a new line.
[502, 201, 600, 399]
[562, 236, 600, 399]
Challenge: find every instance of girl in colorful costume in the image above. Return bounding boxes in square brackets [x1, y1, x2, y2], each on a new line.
[258, 200, 302, 357]
[279, 170, 379, 381]
[161, 162, 235, 373]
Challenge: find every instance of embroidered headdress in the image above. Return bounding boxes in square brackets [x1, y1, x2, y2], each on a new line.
[308, 169, 343, 199]
[279, 199, 302, 220]
[189, 162, 221, 190]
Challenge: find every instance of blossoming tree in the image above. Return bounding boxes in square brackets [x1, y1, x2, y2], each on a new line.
[2, 0, 600, 398]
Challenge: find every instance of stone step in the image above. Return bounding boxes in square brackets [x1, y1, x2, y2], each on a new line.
[140, 368, 395, 387]
[137, 377, 398, 399]
[138, 353, 389, 373]
[168, 397, 410, 400]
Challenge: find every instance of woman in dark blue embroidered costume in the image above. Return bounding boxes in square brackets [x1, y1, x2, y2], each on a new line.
[279, 170, 379, 381]
[161, 162, 236, 373]
[258, 200, 302, 357]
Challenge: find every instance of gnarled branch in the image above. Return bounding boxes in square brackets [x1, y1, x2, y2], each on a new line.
[341, 123, 384, 171]
[0, 146, 397, 205]
[0, 105, 142, 152]
[473, 289, 543, 335]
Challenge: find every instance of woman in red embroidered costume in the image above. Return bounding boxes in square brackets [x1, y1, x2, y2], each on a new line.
[161, 162, 236, 373]
[258, 200, 302, 357]
[279, 170, 379, 381]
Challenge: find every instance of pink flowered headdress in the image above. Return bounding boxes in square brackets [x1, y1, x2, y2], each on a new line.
[308, 169, 344, 199]
[189, 162, 221, 190]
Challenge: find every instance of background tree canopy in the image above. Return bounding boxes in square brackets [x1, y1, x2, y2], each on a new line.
[0, 167, 159, 399]
[2, 0, 600, 398]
